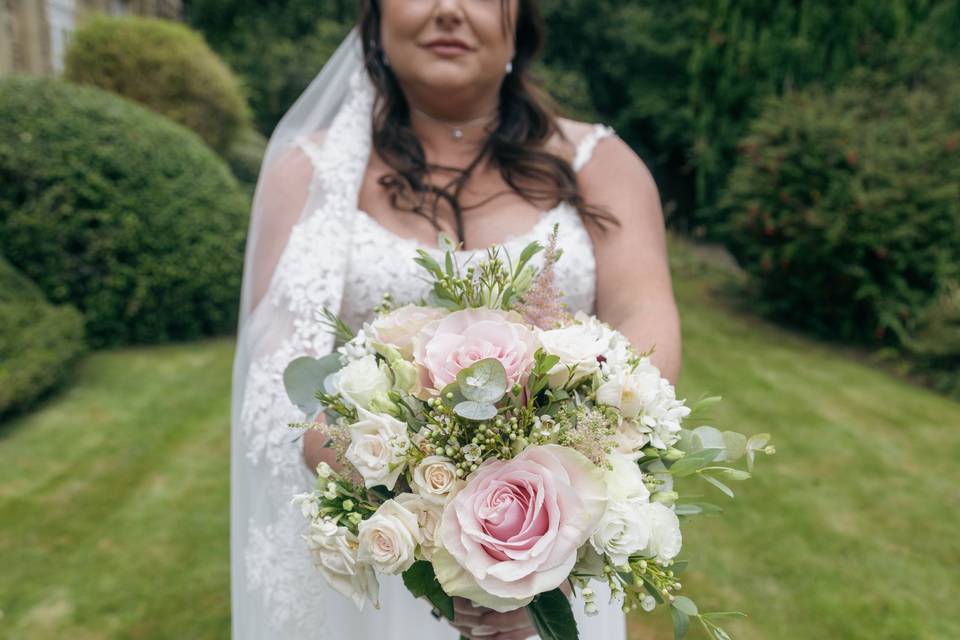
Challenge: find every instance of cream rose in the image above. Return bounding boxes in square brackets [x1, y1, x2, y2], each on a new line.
[304, 519, 379, 610]
[371, 305, 448, 359]
[357, 500, 422, 575]
[411, 456, 463, 505]
[333, 354, 392, 411]
[345, 408, 410, 490]
[395, 492, 444, 560]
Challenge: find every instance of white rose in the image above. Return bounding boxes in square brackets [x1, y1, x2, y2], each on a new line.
[345, 408, 410, 490]
[590, 453, 652, 566]
[304, 519, 379, 610]
[332, 354, 393, 411]
[411, 456, 462, 505]
[357, 500, 422, 574]
[590, 500, 652, 567]
[371, 305, 448, 359]
[395, 492, 444, 560]
[637, 502, 682, 563]
[606, 452, 651, 504]
[537, 323, 606, 386]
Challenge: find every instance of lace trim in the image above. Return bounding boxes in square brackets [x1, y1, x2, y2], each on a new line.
[573, 123, 617, 172]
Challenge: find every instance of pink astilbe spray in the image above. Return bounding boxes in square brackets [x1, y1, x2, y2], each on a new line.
[516, 225, 571, 329]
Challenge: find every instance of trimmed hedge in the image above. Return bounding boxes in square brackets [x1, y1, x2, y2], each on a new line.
[64, 15, 251, 153]
[0, 256, 86, 418]
[0, 76, 249, 348]
[719, 69, 960, 346]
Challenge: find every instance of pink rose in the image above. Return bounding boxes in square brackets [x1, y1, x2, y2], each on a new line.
[432, 445, 607, 611]
[412, 308, 537, 395]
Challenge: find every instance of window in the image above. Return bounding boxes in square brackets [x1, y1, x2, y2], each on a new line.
[46, 0, 76, 74]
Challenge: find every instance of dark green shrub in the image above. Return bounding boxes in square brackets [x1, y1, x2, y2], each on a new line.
[0, 76, 249, 348]
[64, 15, 251, 153]
[541, 0, 947, 232]
[901, 284, 960, 397]
[720, 71, 960, 346]
[0, 256, 86, 418]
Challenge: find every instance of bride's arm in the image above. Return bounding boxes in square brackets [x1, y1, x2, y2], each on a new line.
[580, 137, 682, 386]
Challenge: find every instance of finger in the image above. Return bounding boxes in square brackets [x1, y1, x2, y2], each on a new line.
[451, 624, 479, 639]
[477, 608, 533, 632]
[453, 598, 486, 623]
[492, 628, 538, 640]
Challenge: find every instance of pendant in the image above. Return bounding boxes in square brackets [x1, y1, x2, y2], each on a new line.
[452, 127, 464, 141]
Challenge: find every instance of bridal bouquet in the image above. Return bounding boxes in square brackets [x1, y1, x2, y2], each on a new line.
[284, 230, 773, 640]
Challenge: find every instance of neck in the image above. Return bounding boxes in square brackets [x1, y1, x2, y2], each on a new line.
[405, 91, 501, 160]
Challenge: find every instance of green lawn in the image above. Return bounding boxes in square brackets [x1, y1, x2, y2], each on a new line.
[1, 238, 958, 639]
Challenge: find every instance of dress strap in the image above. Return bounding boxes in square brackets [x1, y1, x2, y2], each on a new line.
[572, 123, 617, 173]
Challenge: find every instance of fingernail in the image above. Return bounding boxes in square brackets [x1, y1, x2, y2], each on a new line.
[472, 625, 498, 636]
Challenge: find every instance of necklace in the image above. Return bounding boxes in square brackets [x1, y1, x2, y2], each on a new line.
[409, 106, 499, 141]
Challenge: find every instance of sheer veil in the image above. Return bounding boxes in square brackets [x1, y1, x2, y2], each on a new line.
[229, 28, 375, 637]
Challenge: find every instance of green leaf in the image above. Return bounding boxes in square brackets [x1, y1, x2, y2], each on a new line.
[675, 501, 723, 516]
[414, 251, 444, 278]
[672, 596, 698, 616]
[456, 358, 507, 403]
[671, 604, 690, 640]
[454, 400, 498, 421]
[402, 561, 454, 621]
[282, 354, 341, 415]
[527, 588, 579, 640]
[716, 468, 751, 481]
[722, 431, 748, 461]
[669, 448, 723, 477]
[514, 240, 544, 277]
[702, 473, 735, 498]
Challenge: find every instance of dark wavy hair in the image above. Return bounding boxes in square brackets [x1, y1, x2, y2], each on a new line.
[358, 0, 614, 243]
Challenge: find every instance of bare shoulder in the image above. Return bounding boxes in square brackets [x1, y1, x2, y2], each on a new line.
[576, 127, 661, 225]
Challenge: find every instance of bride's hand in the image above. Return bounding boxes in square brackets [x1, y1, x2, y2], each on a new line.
[449, 580, 573, 640]
[451, 598, 536, 640]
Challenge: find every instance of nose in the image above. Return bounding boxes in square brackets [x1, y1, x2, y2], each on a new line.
[433, 0, 465, 30]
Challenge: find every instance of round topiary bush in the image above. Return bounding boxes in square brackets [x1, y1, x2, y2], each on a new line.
[64, 15, 251, 153]
[0, 256, 86, 418]
[720, 71, 960, 346]
[0, 76, 249, 348]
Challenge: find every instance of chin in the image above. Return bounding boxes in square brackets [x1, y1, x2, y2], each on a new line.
[411, 65, 480, 94]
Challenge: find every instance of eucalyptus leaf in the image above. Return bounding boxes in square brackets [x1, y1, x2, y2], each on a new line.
[456, 358, 507, 403]
[717, 468, 751, 481]
[722, 431, 748, 461]
[669, 448, 723, 477]
[672, 596, 698, 616]
[671, 605, 690, 640]
[692, 426, 726, 460]
[282, 354, 342, 415]
[702, 473, 735, 498]
[454, 400, 498, 421]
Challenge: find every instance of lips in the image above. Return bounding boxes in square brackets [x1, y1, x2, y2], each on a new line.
[423, 38, 473, 56]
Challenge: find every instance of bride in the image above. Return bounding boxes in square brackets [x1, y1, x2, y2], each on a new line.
[230, 0, 681, 638]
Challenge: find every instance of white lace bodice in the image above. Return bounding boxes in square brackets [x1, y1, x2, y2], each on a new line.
[340, 124, 615, 329]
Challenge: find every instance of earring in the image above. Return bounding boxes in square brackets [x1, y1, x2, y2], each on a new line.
[505, 60, 513, 74]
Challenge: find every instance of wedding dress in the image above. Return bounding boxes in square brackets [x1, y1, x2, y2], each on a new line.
[231, 29, 627, 640]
